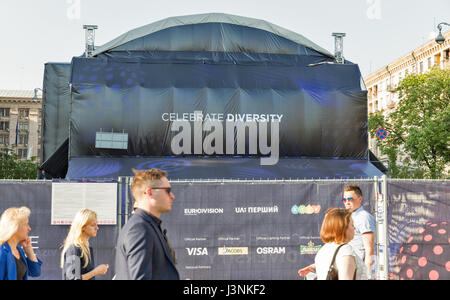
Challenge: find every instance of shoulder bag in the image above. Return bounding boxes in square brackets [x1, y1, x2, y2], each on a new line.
[326, 243, 356, 280]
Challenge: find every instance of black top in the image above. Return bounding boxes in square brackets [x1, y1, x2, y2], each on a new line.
[14, 256, 27, 280]
[62, 245, 95, 280]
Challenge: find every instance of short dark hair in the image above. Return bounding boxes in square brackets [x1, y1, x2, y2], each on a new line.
[343, 184, 362, 198]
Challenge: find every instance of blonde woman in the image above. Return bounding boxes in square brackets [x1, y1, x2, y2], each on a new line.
[61, 209, 109, 280]
[0, 207, 42, 280]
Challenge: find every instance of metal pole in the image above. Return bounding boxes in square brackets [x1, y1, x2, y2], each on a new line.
[117, 177, 123, 234]
[125, 176, 131, 223]
[381, 175, 389, 280]
[375, 175, 389, 280]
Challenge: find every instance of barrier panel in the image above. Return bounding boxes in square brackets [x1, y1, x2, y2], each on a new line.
[387, 180, 449, 280]
[0, 180, 118, 280]
[0, 178, 448, 280]
[162, 179, 376, 279]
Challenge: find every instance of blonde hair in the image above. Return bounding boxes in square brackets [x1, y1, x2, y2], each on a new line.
[320, 207, 352, 244]
[0, 206, 31, 245]
[60, 209, 97, 268]
[131, 168, 168, 202]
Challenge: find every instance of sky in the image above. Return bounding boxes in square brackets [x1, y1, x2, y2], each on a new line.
[0, 0, 449, 90]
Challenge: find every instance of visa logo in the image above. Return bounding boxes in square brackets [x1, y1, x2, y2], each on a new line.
[186, 247, 209, 256]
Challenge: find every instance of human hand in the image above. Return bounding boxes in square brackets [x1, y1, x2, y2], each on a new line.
[95, 264, 109, 275]
[20, 237, 33, 251]
[298, 265, 314, 277]
[20, 237, 38, 262]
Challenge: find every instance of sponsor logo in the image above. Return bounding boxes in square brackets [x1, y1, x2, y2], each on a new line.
[291, 204, 321, 215]
[184, 208, 224, 216]
[300, 241, 322, 255]
[218, 247, 249, 256]
[256, 247, 286, 255]
[235, 206, 279, 214]
[186, 247, 209, 256]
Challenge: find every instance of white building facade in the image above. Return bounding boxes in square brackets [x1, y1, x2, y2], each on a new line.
[363, 31, 450, 163]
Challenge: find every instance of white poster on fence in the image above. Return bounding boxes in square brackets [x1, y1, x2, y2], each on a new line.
[51, 182, 117, 225]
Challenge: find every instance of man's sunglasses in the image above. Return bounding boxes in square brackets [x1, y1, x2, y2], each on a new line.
[152, 187, 172, 194]
[342, 197, 354, 203]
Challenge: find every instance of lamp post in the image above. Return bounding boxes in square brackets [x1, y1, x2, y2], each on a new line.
[435, 22, 449, 45]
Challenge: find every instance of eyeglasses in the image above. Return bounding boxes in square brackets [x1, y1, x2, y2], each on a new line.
[152, 187, 172, 194]
[342, 197, 354, 203]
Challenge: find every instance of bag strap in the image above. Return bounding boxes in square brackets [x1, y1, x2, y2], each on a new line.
[326, 243, 347, 280]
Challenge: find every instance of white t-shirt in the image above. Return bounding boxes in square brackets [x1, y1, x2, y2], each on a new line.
[349, 206, 376, 261]
[315, 243, 368, 280]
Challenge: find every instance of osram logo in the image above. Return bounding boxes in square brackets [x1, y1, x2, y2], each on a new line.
[256, 247, 286, 255]
[218, 247, 249, 255]
[291, 205, 321, 215]
[186, 247, 208, 256]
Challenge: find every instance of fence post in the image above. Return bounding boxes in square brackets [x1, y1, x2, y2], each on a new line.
[375, 175, 389, 280]
[117, 176, 122, 233]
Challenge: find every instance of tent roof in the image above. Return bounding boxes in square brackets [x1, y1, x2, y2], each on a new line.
[93, 12, 334, 58]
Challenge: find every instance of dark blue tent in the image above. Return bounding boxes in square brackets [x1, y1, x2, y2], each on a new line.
[41, 13, 384, 179]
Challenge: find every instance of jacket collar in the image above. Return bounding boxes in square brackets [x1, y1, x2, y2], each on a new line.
[134, 208, 162, 227]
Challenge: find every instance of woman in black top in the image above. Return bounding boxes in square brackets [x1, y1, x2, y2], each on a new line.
[61, 209, 109, 280]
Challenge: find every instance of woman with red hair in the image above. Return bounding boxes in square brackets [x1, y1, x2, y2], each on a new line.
[314, 208, 368, 280]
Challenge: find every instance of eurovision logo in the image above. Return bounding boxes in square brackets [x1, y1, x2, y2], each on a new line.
[291, 204, 321, 215]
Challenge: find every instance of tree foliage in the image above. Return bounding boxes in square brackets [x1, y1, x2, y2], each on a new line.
[368, 67, 450, 179]
[0, 148, 38, 179]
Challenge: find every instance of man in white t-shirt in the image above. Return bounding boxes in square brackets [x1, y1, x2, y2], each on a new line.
[298, 184, 376, 279]
[342, 184, 376, 276]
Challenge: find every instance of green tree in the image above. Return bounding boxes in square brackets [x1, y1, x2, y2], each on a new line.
[368, 67, 450, 179]
[0, 148, 39, 179]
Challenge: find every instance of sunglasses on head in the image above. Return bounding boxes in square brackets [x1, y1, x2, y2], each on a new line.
[342, 197, 354, 203]
[152, 187, 172, 194]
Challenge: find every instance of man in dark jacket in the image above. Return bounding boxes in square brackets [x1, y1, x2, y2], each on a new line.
[115, 168, 179, 280]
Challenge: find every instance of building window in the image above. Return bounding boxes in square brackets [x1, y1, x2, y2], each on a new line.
[0, 108, 10, 117]
[427, 57, 432, 69]
[0, 121, 9, 131]
[18, 148, 28, 159]
[18, 108, 29, 118]
[18, 122, 29, 131]
[420, 61, 424, 73]
[18, 134, 28, 145]
[434, 53, 441, 67]
[0, 134, 8, 145]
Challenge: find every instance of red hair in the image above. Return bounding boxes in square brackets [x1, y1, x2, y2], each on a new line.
[320, 208, 352, 244]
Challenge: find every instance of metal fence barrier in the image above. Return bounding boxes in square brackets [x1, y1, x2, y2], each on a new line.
[0, 177, 448, 280]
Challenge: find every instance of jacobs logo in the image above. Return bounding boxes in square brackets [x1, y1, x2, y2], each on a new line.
[291, 205, 321, 215]
[218, 247, 249, 255]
